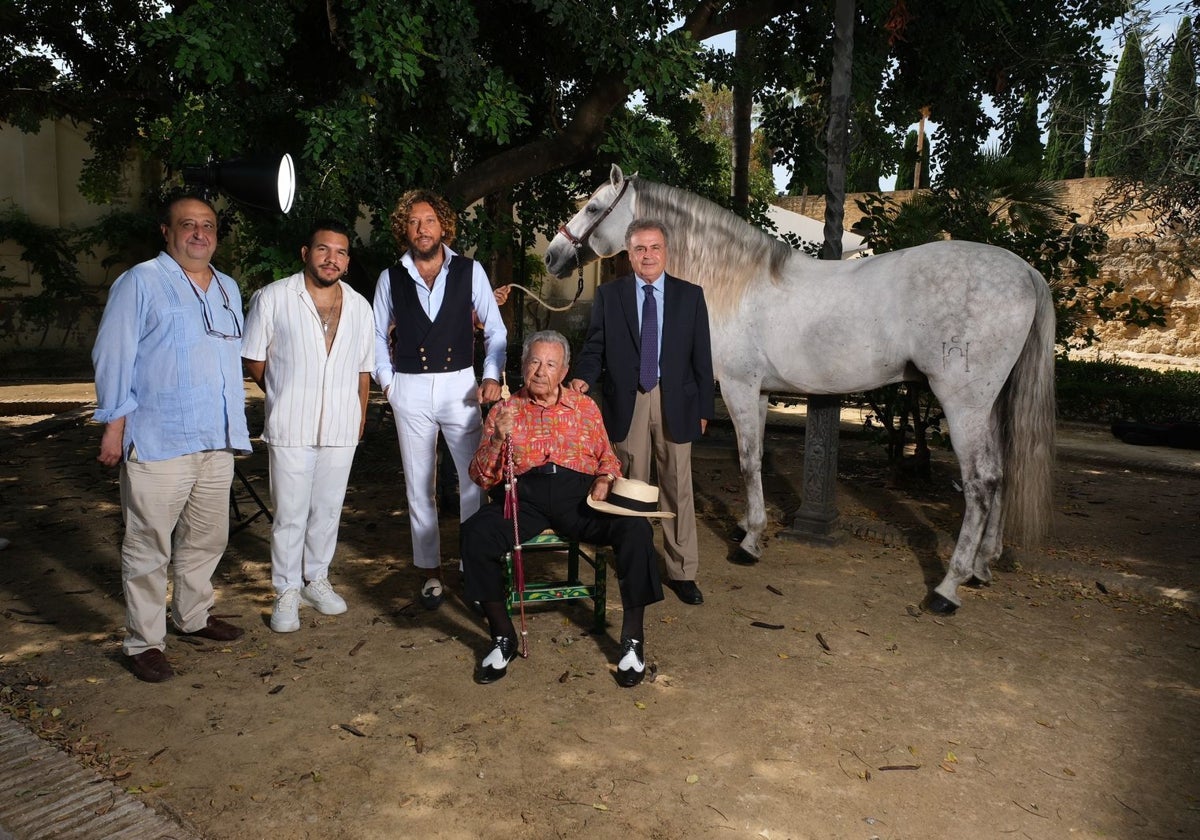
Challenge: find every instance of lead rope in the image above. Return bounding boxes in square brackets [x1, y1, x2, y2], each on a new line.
[503, 255, 585, 313]
[502, 435, 529, 658]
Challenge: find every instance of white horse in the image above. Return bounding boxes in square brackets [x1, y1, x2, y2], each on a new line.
[543, 164, 1056, 613]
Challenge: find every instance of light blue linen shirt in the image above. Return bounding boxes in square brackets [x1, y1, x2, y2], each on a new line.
[92, 251, 252, 462]
[635, 273, 666, 380]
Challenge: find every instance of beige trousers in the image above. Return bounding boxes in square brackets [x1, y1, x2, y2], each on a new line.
[119, 448, 234, 655]
[614, 387, 699, 581]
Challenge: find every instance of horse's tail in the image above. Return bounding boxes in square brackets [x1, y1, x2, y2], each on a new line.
[1001, 272, 1056, 546]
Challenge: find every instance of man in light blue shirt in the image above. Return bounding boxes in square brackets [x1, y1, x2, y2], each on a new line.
[92, 194, 252, 683]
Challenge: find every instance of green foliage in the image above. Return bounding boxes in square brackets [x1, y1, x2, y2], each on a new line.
[1042, 80, 1089, 180]
[1145, 16, 1198, 181]
[1056, 357, 1200, 423]
[1095, 34, 1147, 178]
[1004, 92, 1043, 172]
[0, 0, 1135, 291]
[894, 130, 930, 191]
[0, 207, 87, 344]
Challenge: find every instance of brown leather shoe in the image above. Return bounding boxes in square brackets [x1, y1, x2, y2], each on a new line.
[128, 649, 174, 683]
[182, 616, 244, 642]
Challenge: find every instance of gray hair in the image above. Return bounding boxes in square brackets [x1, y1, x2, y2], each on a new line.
[522, 329, 571, 368]
[625, 218, 670, 249]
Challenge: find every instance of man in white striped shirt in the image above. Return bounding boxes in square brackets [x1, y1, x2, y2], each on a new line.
[243, 221, 375, 633]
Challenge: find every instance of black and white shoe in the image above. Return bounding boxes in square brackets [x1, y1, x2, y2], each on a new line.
[475, 635, 519, 684]
[615, 638, 645, 688]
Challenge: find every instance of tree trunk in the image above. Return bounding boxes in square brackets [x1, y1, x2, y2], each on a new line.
[732, 28, 755, 214]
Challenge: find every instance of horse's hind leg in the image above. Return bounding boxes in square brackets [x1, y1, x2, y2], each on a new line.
[970, 485, 1005, 586]
[927, 418, 1002, 614]
[723, 380, 769, 564]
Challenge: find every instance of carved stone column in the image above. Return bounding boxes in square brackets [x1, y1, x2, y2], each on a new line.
[787, 394, 841, 542]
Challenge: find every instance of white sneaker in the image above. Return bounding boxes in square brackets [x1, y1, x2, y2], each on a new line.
[301, 578, 348, 615]
[271, 589, 301, 633]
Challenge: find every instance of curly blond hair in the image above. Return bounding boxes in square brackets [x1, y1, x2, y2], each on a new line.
[389, 189, 458, 251]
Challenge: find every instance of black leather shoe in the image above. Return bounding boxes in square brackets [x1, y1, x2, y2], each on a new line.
[666, 579, 704, 605]
[475, 635, 519, 684]
[181, 616, 244, 642]
[128, 649, 174, 683]
[615, 638, 645, 687]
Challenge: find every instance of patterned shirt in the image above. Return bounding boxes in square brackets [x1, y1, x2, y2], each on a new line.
[469, 386, 622, 490]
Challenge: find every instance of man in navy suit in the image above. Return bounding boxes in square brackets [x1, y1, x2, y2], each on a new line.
[570, 219, 714, 605]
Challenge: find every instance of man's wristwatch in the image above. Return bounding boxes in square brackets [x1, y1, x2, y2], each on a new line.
[598, 473, 616, 482]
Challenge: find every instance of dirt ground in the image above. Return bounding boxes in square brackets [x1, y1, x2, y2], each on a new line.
[1, 395, 1198, 840]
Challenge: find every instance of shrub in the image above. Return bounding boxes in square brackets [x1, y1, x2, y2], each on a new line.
[1056, 357, 1200, 423]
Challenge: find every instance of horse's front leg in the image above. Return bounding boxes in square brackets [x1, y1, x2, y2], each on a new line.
[724, 382, 769, 564]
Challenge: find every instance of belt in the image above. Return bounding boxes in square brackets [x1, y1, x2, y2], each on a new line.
[524, 463, 559, 475]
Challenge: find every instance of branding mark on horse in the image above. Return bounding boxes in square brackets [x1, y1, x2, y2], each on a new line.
[943, 336, 970, 371]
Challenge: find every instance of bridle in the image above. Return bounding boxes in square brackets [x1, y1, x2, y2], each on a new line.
[555, 177, 632, 303]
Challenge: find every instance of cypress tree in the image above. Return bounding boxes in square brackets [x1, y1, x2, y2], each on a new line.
[896, 130, 917, 190]
[1005, 92, 1044, 172]
[1095, 34, 1147, 178]
[1146, 16, 1197, 180]
[1043, 83, 1088, 179]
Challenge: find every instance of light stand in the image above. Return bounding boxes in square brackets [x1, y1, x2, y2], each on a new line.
[182, 154, 296, 213]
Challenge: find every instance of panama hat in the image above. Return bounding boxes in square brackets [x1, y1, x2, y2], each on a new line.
[587, 477, 676, 519]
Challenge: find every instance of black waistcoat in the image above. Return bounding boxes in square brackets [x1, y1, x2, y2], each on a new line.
[389, 255, 475, 374]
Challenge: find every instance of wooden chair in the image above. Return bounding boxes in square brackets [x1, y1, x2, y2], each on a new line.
[503, 532, 607, 632]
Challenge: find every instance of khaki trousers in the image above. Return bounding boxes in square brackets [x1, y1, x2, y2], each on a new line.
[119, 449, 234, 655]
[614, 387, 699, 582]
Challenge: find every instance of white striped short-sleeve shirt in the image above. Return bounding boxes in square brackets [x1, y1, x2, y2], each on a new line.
[242, 272, 375, 447]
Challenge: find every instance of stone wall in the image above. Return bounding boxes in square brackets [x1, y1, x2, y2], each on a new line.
[1080, 236, 1200, 369]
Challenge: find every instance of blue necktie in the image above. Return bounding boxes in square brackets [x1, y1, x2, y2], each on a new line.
[639, 285, 658, 392]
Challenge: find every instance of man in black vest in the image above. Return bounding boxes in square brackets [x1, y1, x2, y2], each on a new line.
[372, 190, 507, 610]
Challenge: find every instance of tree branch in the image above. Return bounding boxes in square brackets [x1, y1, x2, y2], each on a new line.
[440, 0, 798, 204]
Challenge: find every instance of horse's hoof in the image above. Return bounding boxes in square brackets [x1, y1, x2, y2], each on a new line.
[924, 592, 959, 615]
[728, 546, 760, 566]
[730, 526, 748, 543]
[965, 576, 991, 589]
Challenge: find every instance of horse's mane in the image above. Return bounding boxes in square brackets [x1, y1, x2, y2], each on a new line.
[633, 178, 793, 319]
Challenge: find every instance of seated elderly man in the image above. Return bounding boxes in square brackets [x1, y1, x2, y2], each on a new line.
[462, 329, 666, 687]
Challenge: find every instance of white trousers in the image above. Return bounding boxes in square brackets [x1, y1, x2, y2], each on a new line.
[387, 368, 484, 570]
[268, 444, 357, 594]
[119, 448, 234, 655]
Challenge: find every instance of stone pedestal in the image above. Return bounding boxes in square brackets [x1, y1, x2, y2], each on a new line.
[784, 394, 841, 544]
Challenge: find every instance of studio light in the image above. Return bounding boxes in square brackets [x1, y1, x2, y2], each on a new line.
[182, 154, 296, 214]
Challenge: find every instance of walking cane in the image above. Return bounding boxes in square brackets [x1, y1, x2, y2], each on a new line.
[502, 435, 529, 658]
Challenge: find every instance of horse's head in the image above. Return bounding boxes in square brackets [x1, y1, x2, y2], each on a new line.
[543, 164, 636, 278]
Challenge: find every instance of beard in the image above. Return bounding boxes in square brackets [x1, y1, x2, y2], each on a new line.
[306, 267, 343, 288]
[410, 239, 443, 261]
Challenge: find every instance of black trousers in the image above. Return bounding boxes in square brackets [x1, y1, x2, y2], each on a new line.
[461, 469, 664, 608]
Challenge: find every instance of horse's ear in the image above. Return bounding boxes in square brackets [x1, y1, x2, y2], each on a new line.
[610, 164, 624, 187]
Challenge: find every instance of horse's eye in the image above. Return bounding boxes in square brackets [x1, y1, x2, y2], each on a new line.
[585, 203, 598, 214]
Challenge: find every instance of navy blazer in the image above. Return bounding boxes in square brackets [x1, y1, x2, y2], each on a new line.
[573, 273, 715, 443]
